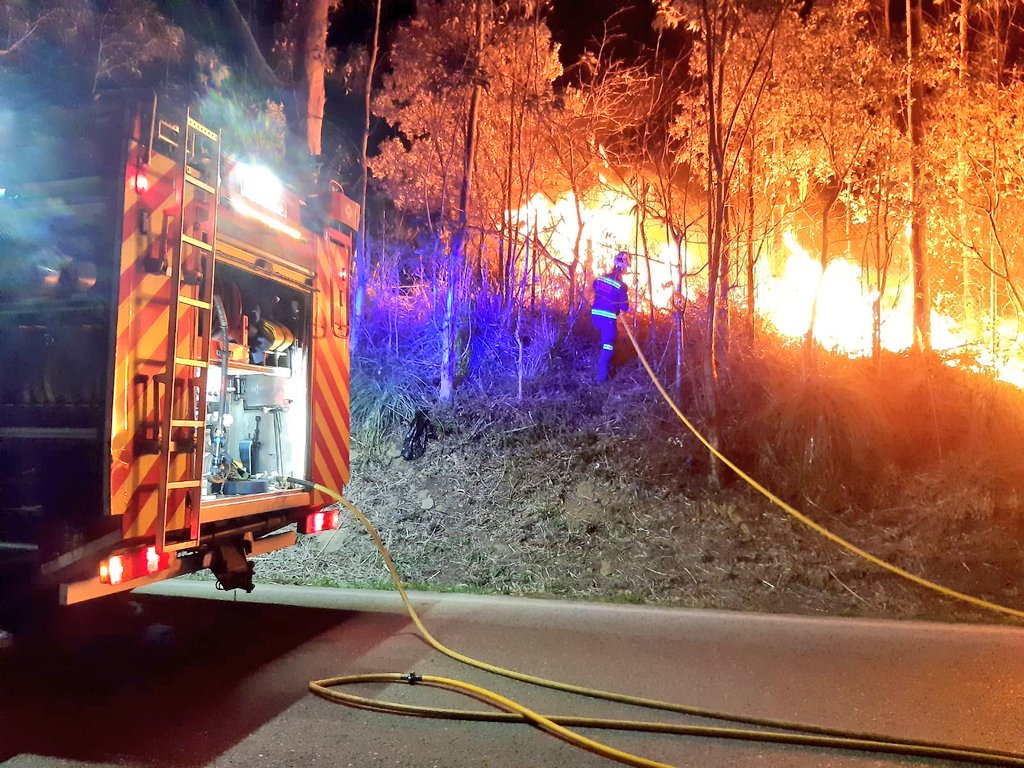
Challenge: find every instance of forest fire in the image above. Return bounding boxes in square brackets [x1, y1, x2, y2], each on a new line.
[758, 230, 878, 352]
[520, 188, 1024, 389]
[519, 188, 696, 309]
[760, 234, 1024, 389]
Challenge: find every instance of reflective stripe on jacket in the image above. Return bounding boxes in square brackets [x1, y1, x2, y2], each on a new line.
[591, 273, 629, 317]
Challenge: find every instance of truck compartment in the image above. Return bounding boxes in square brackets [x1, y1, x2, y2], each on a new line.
[203, 262, 312, 505]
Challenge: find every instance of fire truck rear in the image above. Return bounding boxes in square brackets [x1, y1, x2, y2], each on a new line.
[0, 93, 358, 611]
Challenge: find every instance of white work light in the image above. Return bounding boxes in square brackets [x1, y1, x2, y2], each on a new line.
[232, 162, 286, 216]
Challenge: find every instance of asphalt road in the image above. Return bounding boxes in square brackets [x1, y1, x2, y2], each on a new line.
[1, 581, 1023, 768]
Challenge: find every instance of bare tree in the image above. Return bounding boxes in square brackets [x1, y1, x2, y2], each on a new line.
[906, 0, 931, 352]
[541, 44, 644, 325]
[441, 0, 485, 402]
[352, 0, 382, 354]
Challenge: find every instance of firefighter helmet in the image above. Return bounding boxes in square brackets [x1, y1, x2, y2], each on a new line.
[613, 251, 631, 272]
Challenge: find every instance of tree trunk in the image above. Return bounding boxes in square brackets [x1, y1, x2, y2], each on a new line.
[745, 134, 756, 342]
[804, 189, 838, 349]
[502, 85, 518, 306]
[568, 187, 585, 326]
[957, 0, 972, 326]
[440, 0, 485, 402]
[639, 188, 655, 349]
[872, 209, 882, 363]
[296, 0, 334, 157]
[907, 0, 931, 352]
[516, 235, 529, 400]
[703, 18, 723, 395]
[352, 0, 382, 355]
[699, 0, 728, 487]
[716, 203, 731, 368]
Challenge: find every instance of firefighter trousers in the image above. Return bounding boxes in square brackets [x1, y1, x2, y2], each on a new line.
[592, 314, 617, 382]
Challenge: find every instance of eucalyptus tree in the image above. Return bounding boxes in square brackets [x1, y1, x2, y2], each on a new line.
[905, 0, 931, 351]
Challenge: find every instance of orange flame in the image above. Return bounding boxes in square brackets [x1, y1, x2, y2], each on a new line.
[763, 230, 1024, 388]
[512, 189, 1023, 388]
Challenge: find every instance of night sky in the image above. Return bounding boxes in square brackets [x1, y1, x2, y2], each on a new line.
[546, 0, 658, 67]
[329, 0, 658, 72]
[324, 0, 660, 159]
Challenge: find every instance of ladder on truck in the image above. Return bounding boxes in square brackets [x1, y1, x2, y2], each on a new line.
[156, 111, 222, 552]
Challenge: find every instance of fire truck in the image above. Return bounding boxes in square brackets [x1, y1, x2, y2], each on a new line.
[0, 93, 358, 611]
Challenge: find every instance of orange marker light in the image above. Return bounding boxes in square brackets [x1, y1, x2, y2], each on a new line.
[100, 547, 171, 585]
[101, 555, 126, 585]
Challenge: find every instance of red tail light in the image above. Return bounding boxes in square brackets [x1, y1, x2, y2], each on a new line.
[99, 546, 171, 585]
[133, 169, 150, 194]
[301, 509, 341, 534]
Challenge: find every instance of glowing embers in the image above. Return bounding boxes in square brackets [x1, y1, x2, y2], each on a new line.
[99, 546, 173, 585]
[299, 509, 341, 534]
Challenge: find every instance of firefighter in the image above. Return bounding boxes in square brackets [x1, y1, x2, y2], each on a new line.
[590, 251, 631, 382]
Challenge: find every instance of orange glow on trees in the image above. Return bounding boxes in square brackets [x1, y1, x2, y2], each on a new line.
[363, 0, 1024, 399]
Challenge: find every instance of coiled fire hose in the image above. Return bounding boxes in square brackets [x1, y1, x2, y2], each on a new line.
[288, 478, 1024, 767]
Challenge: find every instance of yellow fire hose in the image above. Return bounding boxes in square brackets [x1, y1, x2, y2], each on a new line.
[617, 318, 1024, 622]
[291, 479, 1024, 767]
